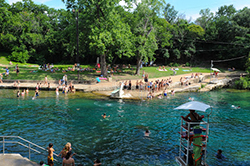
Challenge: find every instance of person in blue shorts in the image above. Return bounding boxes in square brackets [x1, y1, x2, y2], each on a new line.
[5, 67, 9, 77]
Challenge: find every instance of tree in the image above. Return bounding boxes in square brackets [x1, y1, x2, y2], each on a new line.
[195, 8, 214, 31]
[63, 0, 134, 76]
[216, 5, 236, 19]
[164, 3, 178, 24]
[130, 0, 165, 75]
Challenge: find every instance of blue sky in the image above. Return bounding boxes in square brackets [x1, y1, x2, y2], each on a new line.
[6, 0, 250, 20]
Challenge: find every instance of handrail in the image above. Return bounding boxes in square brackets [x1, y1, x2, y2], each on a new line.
[0, 136, 59, 163]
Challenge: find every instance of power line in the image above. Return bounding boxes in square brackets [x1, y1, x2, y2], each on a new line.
[212, 55, 246, 62]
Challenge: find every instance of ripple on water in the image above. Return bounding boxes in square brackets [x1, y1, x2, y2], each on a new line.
[0, 89, 249, 165]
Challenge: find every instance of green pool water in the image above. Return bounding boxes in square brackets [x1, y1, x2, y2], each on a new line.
[0, 89, 249, 166]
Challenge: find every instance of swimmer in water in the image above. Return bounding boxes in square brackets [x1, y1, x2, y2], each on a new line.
[189, 97, 194, 101]
[106, 103, 112, 107]
[158, 94, 163, 99]
[144, 130, 150, 137]
[34, 89, 39, 97]
[102, 113, 110, 119]
[232, 105, 240, 109]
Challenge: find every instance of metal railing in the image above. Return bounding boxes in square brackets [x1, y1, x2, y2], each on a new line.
[0, 136, 59, 162]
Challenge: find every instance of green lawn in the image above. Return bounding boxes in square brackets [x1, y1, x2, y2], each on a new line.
[0, 55, 214, 81]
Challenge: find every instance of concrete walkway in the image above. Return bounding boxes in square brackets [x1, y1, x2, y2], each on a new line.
[0, 72, 243, 99]
[0, 154, 39, 166]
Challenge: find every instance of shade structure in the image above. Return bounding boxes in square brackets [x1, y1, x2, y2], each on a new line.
[211, 68, 221, 72]
[174, 101, 211, 112]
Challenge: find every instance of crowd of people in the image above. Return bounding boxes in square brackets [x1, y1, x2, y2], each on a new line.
[14, 74, 76, 99]
[119, 71, 204, 100]
[40, 142, 124, 166]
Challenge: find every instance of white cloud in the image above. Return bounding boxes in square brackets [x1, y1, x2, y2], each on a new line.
[119, 0, 141, 11]
[8, 0, 21, 5]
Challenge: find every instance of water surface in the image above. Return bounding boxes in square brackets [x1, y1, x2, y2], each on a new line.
[0, 89, 249, 165]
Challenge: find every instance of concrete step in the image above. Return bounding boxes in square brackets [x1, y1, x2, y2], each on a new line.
[0, 154, 39, 166]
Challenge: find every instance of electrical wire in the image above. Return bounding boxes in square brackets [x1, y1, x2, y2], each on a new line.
[212, 55, 246, 62]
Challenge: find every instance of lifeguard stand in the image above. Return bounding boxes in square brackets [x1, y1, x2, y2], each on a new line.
[175, 117, 209, 166]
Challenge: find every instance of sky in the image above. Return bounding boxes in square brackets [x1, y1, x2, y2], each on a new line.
[6, 0, 250, 21]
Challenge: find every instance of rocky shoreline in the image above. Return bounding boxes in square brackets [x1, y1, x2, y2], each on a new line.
[0, 72, 244, 99]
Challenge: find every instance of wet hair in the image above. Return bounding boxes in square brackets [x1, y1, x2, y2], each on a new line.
[145, 130, 149, 133]
[218, 149, 222, 154]
[49, 143, 53, 148]
[94, 159, 101, 163]
[65, 151, 72, 160]
[117, 164, 121, 166]
[103, 113, 106, 115]
[40, 161, 44, 165]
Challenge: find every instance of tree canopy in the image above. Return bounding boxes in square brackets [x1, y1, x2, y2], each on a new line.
[0, 0, 249, 73]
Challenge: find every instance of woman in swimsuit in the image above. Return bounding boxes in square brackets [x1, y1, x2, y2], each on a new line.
[21, 89, 25, 96]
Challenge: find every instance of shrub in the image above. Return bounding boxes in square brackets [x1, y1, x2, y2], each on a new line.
[234, 77, 250, 89]
[185, 62, 190, 67]
[173, 63, 179, 67]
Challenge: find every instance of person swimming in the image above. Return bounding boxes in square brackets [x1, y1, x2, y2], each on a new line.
[102, 113, 110, 119]
[144, 130, 150, 137]
[189, 97, 194, 101]
[231, 105, 240, 109]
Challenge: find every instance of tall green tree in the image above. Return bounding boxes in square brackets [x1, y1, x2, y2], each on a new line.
[63, 0, 134, 77]
[130, 0, 165, 75]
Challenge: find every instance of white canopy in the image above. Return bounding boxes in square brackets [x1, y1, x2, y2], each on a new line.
[174, 101, 211, 112]
[211, 68, 221, 72]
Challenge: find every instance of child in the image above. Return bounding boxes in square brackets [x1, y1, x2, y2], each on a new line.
[47, 143, 55, 166]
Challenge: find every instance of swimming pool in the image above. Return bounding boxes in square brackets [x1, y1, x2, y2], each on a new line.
[0, 89, 249, 165]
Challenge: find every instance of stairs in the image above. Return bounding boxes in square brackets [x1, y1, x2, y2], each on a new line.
[0, 154, 39, 166]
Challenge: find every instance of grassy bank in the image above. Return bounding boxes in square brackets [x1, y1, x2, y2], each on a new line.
[0, 55, 213, 81]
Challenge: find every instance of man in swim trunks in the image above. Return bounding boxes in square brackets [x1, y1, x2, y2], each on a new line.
[47, 143, 55, 166]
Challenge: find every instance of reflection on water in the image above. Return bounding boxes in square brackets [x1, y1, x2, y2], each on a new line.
[0, 89, 249, 165]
